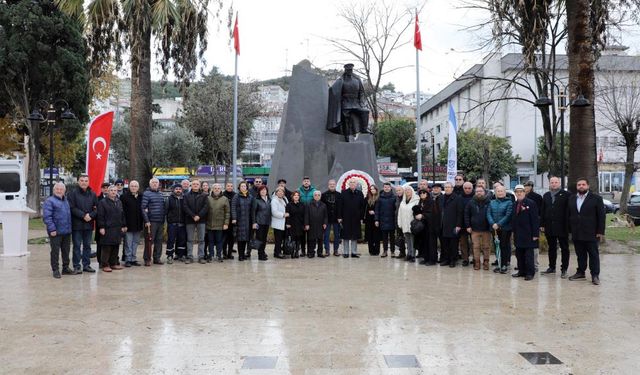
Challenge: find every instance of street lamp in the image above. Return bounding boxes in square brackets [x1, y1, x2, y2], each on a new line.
[420, 129, 436, 184]
[28, 100, 76, 195]
[533, 88, 590, 189]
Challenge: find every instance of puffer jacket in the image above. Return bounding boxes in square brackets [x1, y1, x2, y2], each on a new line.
[231, 192, 254, 241]
[206, 194, 230, 230]
[252, 196, 272, 226]
[487, 197, 514, 231]
[43, 195, 72, 235]
[374, 191, 397, 231]
[141, 188, 166, 223]
[464, 196, 491, 232]
[298, 185, 317, 204]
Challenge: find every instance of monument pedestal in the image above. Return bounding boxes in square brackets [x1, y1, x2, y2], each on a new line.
[328, 134, 379, 183]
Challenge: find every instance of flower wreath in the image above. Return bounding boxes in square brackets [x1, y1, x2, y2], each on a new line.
[336, 170, 375, 197]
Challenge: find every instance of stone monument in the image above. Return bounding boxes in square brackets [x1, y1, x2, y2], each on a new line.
[268, 61, 380, 191]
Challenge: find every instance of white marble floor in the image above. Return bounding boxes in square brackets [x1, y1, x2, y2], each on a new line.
[0, 243, 638, 374]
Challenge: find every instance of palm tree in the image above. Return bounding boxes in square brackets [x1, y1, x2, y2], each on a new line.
[55, 0, 222, 187]
[566, 0, 599, 192]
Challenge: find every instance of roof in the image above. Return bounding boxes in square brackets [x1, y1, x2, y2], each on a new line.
[419, 64, 483, 115]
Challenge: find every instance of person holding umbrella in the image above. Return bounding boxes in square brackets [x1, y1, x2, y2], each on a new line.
[487, 185, 514, 274]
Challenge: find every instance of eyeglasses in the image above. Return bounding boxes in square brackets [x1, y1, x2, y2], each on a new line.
[455, 178, 463, 181]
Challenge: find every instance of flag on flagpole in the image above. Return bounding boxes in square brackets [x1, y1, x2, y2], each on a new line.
[86, 111, 114, 193]
[446, 104, 458, 183]
[233, 14, 240, 55]
[414, 13, 422, 50]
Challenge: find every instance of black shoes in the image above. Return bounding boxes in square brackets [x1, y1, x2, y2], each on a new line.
[258, 256, 268, 261]
[83, 266, 96, 273]
[462, 260, 469, 267]
[318, 254, 326, 258]
[351, 254, 360, 258]
[440, 261, 450, 267]
[561, 270, 568, 279]
[153, 259, 164, 265]
[541, 267, 555, 274]
[124, 262, 132, 268]
[524, 275, 534, 281]
[217, 257, 224, 263]
[90, 252, 97, 258]
[592, 276, 600, 285]
[52, 270, 61, 279]
[61, 268, 74, 275]
[130, 261, 141, 267]
[449, 263, 456, 268]
[198, 258, 207, 264]
[569, 272, 586, 281]
[343, 254, 349, 258]
[512, 272, 524, 278]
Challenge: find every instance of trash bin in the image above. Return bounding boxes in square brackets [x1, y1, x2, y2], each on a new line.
[0, 159, 35, 257]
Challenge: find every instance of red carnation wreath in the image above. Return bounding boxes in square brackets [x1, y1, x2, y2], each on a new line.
[336, 170, 375, 197]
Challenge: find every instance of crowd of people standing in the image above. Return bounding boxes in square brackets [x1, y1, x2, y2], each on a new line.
[43, 173, 605, 285]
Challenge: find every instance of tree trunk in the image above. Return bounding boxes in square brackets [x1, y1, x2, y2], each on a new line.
[619, 146, 636, 214]
[129, 21, 153, 190]
[566, 0, 599, 193]
[26, 124, 41, 214]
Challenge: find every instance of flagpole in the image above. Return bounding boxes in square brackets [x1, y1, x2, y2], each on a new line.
[415, 10, 422, 183]
[232, 51, 239, 190]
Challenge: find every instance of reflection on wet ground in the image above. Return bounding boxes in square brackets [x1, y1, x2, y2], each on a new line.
[0, 244, 639, 374]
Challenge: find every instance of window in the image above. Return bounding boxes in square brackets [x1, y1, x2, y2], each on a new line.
[0, 172, 20, 193]
[630, 195, 640, 204]
[436, 125, 441, 134]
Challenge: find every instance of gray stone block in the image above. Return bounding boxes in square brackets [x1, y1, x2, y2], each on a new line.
[268, 61, 380, 192]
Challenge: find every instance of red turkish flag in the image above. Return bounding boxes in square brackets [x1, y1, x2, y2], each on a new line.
[86, 111, 114, 193]
[233, 14, 240, 55]
[414, 13, 422, 51]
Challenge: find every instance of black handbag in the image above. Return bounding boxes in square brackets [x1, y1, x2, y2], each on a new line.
[249, 229, 263, 250]
[284, 231, 296, 255]
[410, 219, 425, 235]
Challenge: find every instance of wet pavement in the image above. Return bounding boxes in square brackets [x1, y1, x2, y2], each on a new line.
[1, 243, 639, 374]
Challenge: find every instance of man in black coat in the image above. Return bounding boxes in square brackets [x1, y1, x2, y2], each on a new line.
[338, 179, 365, 258]
[183, 179, 209, 263]
[121, 180, 144, 267]
[567, 178, 605, 285]
[305, 191, 328, 258]
[511, 185, 540, 280]
[67, 174, 98, 273]
[440, 182, 464, 267]
[222, 182, 237, 259]
[540, 176, 571, 278]
[429, 183, 444, 263]
[321, 179, 342, 256]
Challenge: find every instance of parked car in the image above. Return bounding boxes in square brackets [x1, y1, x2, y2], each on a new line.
[625, 193, 640, 224]
[603, 198, 617, 214]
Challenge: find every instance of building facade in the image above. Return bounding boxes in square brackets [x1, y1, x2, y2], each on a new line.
[419, 50, 640, 193]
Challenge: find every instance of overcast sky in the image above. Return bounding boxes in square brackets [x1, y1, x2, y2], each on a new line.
[146, 0, 640, 96]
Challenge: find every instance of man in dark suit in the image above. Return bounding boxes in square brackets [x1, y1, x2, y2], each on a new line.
[512, 185, 540, 280]
[440, 182, 464, 267]
[540, 176, 571, 278]
[567, 178, 605, 285]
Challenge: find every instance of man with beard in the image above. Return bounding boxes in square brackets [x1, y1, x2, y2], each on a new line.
[465, 186, 492, 270]
[567, 178, 605, 285]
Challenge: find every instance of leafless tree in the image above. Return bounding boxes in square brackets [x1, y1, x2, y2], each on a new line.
[597, 72, 640, 213]
[327, 1, 415, 129]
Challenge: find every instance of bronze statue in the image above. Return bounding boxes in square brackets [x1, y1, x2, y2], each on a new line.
[327, 64, 371, 142]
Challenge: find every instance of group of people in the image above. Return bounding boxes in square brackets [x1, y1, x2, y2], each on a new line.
[43, 173, 605, 285]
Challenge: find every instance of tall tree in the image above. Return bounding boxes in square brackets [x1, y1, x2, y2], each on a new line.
[0, 0, 90, 211]
[374, 119, 416, 168]
[328, 1, 413, 129]
[438, 129, 518, 183]
[56, 0, 224, 188]
[597, 73, 640, 214]
[179, 68, 262, 179]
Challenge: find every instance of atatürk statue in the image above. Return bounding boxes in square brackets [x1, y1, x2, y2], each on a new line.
[326, 63, 371, 142]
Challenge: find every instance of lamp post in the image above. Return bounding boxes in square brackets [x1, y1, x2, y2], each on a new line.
[421, 129, 436, 183]
[534, 87, 590, 190]
[28, 100, 76, 195]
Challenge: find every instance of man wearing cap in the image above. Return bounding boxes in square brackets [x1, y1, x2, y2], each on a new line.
[94, 182, 111, 262]
[165, 184, 187, 263]
[115, 179, 126, 197]
[511, 184, 539, 281]
[141, 178, 167, 265]
[428, 183, 444, 264]
[326, 63, 371, 142]
[524, 180, 543, 272]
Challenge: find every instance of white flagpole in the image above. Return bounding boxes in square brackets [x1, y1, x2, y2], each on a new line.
[415, 10, 422, 182]
[232, 48, 239, 189]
